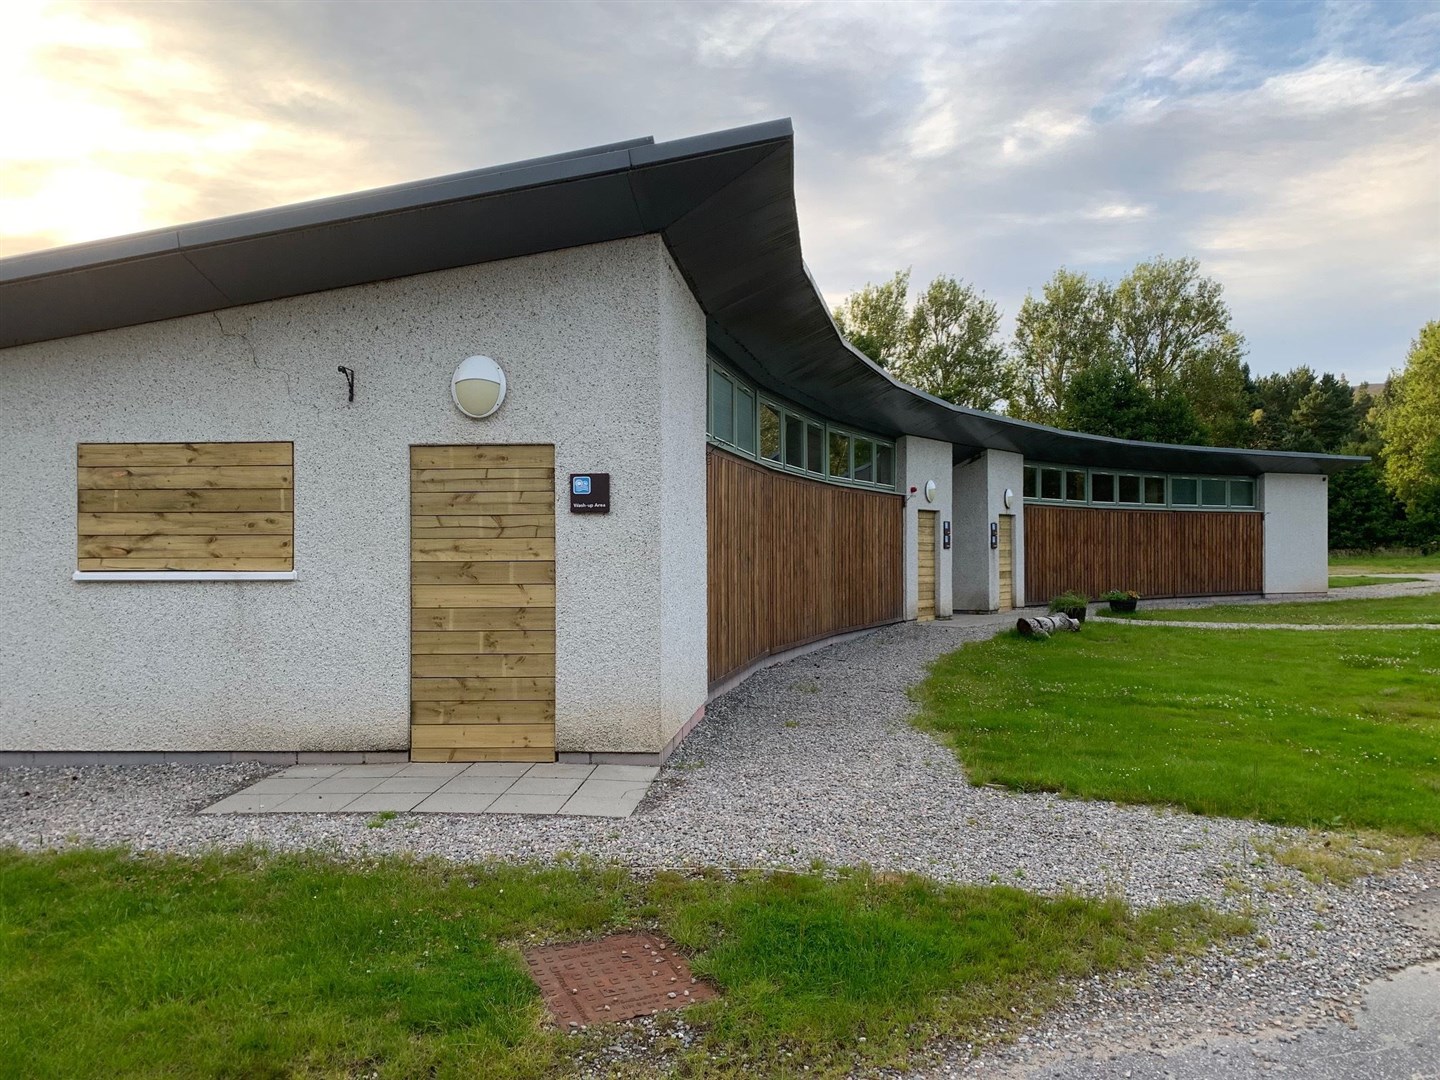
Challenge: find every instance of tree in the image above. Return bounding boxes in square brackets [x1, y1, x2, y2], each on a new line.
[1110, 256, 1249, 442]
[832, 271, 1010, 410]
[1247, 366, 1317, 450]
[1009, 268, 1116, 425]
[1057, 361, 1206, 444]
[1374, 321, 1440, 543]
[1291, 373, 1361, 453]
[895, 275, 1010, 410]
[831, 270, 909, 368]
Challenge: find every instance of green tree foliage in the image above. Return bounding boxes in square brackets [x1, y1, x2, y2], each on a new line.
[831, 270, 910, 368]
[832, 271, 1010, 410]
[1375, 323, 1440, 515]
[1328, 464, 1409, 550]
[1057, 362, 1206, 444]
[1110, 256, 1249, 444]
[1009, 269, 1116, 425]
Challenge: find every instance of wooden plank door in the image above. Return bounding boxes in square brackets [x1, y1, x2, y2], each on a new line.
[998, 514, 1015, 611]
[917, 510, 937, 622]
[409, 445, 556, 762]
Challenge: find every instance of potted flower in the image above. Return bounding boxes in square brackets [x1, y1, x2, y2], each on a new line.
[1102, 589, 1140, 614]
[1048, 590, 1089, 623]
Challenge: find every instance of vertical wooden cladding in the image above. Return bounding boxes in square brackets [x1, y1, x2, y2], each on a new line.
[997, 515, 1015, 611]
[707, 447, 903, 687]
[410, 445, 556, 762]
[916, 511, 937, 622]
[76, 442, 293, 571]
[1023, 503, 1262, 605]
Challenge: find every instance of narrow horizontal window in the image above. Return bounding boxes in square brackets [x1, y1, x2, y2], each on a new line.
[1040, 468, 1062, 500]
[1171, 477, 1198, 506]
[1091, 472, 1115, 502]
[1144, 476, 1166, 505]
[1229, 478, 1256, 508]
[784, 414, 805, 469]
[807, 423, 825, 475]
[760, 404, 782, 462]
[735, 386, 756, 454]
[1023, 466, 1039, 499]
[1117, 475, 1141, 504]
[1201, 478, 1228, 506]
[1065, 470, 1087, 501]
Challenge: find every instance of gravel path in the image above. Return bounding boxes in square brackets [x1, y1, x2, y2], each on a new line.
[2, 599, 1437, 1077]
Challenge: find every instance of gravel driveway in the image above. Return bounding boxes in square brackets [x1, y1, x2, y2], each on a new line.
[2, 607, 1437, 1077]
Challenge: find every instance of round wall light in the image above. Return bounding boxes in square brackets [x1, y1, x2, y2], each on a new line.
[924, 479, 937, 503]
[451, 355, 507, 418]
[1003, 487, 1014, 509]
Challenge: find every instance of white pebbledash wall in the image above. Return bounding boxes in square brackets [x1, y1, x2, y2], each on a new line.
[1261, 473, 1329, 596]
[951, 450, 1026, 611]
[898, 436, 954, 620]
[0, 235, 708, 755]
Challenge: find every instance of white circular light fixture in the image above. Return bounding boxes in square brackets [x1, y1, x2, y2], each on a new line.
[924, 479, 937, 503]
[451, 355, 507, 418]
[1003, 487, 1014, 508]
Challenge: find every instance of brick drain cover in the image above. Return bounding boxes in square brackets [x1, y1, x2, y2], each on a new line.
[523, 931, 717, 1027]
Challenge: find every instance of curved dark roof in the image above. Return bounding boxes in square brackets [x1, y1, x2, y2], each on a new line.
[0, 120, 1360, 476]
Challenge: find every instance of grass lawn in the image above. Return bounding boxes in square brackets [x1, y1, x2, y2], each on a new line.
[913, 623, 1440, 834]
[1329, 550, 1439, 575]
[0, 849, 1243, 1079]
[1116, 593, 1440, 625]
[1329, 574, 1422, 588]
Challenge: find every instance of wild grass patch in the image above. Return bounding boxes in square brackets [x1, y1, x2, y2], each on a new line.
[911, 623, 1440, 834]
[0, 849, 1244, 1078]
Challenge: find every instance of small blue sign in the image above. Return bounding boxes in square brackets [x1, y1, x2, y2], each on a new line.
[572, 475, 592, 496]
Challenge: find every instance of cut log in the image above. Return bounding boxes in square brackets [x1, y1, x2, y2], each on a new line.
[1017, 614, 1080, 637]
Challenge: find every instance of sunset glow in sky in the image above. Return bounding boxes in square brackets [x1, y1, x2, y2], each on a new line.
[3, 0, 1437, 381]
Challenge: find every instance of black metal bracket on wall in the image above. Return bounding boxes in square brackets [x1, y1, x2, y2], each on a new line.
[337, 365, 355, 403]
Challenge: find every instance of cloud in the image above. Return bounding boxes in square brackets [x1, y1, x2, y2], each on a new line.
[1, 0, 1436, 381]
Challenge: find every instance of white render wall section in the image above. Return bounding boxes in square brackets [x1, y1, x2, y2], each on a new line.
[654, 252, 708, 747]
[899, 436, 954, 620]
[951, 450, 1026, 611]
[1261, 473, 1329, 596]
[0, 235, 708, 754]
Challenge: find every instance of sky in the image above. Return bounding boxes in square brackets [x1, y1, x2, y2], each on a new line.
[2, 0, 1437, 383]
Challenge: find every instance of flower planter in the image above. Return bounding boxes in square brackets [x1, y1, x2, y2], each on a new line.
[1107, 599, 1138, 614]
[1063, 606, 1088, 623]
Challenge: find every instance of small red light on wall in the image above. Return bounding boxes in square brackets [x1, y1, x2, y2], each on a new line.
[909, 485, 918, 494]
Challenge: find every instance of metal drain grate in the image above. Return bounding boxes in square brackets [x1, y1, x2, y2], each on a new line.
[524, 931, 717, 1027]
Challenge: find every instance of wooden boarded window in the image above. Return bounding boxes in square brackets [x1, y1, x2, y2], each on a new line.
[410, 445, 556, 763]
[77, 442, 293, 571]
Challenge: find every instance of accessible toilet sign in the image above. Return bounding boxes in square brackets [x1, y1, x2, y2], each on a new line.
[569, 473, 611, 514]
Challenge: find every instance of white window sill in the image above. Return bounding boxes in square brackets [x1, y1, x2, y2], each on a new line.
[73, 571, 298, 582]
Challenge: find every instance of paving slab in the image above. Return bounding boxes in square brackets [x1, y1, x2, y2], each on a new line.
[245, 778, 319, 794]
[200, 792, 295, 814]
[278, 765, 344, 779]
[590, 765, 660, 782]
[267, 792, 361, 812]
[397, 763, 469, 777]
[572, 778, 650, 800]
[522, 763, 595, 780]
[306, 776, 384, 794]
[462, 762, 533, 777]
[345, 793, 429, 813]
[370, 776, 448, 794]
[558, 795, 643, 818]
[486, 792, 570, 815]
[329, 764, 407, 777]
[412, 791, 501, 814]
[439, 775, 519, 794]
[508, 776, 584, 796]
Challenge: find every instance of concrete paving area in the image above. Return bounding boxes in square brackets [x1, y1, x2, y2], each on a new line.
[201, 761, 656, 818]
